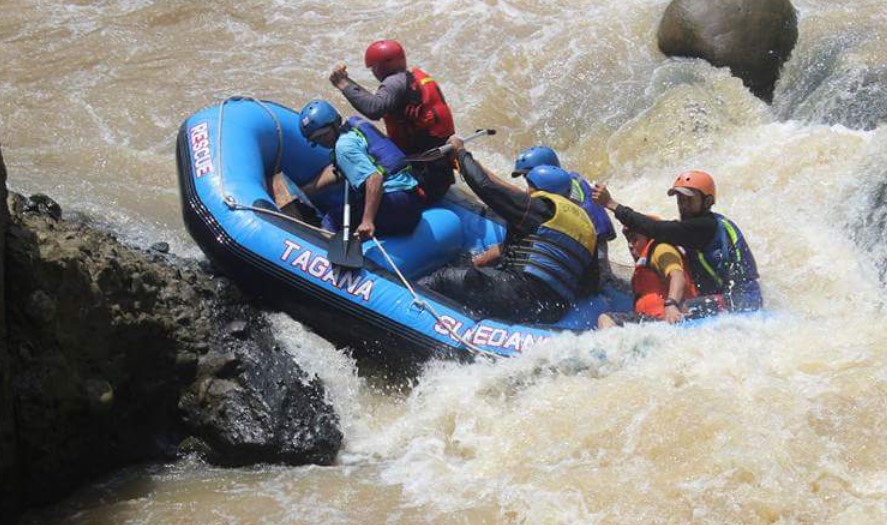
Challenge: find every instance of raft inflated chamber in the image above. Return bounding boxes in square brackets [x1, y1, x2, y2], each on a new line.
[176, 97, 632, 362]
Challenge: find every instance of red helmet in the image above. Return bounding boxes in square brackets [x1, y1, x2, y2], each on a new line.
[667, 170, 716, 204]
[364, 40, 407, 80]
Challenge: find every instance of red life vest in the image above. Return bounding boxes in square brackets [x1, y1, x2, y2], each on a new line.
[383, 67, 455, 153]
[632, 240, 698, 318]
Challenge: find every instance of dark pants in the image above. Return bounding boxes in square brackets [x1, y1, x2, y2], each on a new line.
[322, 190, 423, 237]
[419, 266, 568, 324]
[412, 158, 455, 203]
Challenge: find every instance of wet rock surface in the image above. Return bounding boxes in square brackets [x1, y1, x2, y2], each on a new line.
[0, 147, 14, 520]
[179, 332, 340, 467]
[2, 190, 342, 517]
[658, 0, 798, 102]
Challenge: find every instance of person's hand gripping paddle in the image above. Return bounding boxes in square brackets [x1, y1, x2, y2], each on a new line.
[403, 129, 496, 162]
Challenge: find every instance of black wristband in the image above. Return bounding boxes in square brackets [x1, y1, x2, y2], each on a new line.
[664, 298, 681, 308]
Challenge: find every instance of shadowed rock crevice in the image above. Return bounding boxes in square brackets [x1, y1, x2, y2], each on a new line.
[0, 145, 15, 521]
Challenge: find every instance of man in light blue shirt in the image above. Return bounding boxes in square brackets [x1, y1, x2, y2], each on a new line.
[299, 99, 422, 239]
[334, 128, 418, 194]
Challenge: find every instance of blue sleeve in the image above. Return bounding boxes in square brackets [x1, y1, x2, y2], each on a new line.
[334, 131, 379, 189]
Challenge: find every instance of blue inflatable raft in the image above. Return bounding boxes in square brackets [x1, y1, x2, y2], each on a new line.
[176, 97, 632, 363]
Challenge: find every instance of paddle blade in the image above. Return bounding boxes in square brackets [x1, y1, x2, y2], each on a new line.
[328, 230, 364, 269]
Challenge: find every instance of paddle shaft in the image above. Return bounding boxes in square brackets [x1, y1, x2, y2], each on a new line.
[404, 129, 496, 162]
[342, 179, 351, 241]
[449, 128, 493, 150]
[326, 175, 365, 268]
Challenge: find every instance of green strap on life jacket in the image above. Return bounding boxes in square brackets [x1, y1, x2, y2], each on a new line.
[695, 217, 743, 286]
[571, 179, 585, 201]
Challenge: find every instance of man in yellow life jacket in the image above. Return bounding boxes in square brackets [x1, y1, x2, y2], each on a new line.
[419, 136, 598, 324]
[598, 220, 698, 328]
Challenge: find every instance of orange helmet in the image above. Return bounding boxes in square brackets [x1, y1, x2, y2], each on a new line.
[667, 170, 716, 204]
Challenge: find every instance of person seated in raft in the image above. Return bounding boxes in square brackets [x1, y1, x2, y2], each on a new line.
[592, 170, 762, 319]
[418, 136, 598, 324]
[298, 99, 422, 240]
[511, 145, 617, 280]
[329, 39, 456, 203]
[597, 219, 698, 328]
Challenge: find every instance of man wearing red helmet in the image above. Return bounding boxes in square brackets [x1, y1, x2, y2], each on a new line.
[592, 171, 762, 320]
[329, 40, 456, 202]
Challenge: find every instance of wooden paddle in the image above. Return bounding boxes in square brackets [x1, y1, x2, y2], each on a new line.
[403, 129, 496, 162]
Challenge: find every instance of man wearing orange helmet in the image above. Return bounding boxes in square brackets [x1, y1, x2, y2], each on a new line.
[329, 40, 456, 202]
[592, 170, 762, 319]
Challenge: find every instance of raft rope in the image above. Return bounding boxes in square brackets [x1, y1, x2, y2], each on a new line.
[223, 196, 330, 235]
[216, 95, 330, 236]
[367, 235, 499, 359]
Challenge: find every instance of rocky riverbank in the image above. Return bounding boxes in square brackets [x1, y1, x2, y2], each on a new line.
[0, 160, 342, 521]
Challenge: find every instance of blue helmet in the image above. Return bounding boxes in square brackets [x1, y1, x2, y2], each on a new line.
[299, 100, 341, 139]
[512, 146, 561, 177]
[525, 165, 572, 197]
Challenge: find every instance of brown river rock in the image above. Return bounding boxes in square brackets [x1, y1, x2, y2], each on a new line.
[0, 179, 342, 520]
[658, 0, 798, 102]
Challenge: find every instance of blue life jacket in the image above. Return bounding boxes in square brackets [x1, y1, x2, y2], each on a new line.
[502, 191, 598, 301]
[687, 212, 760, 299]
[569, 175, 616, 242]
[342, 116, 410, 177]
